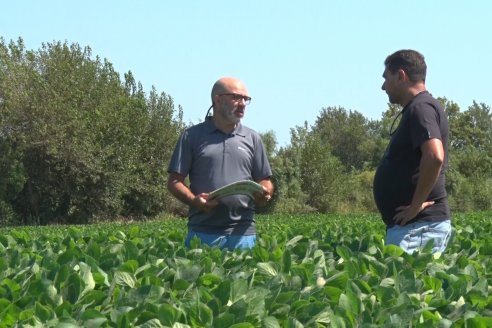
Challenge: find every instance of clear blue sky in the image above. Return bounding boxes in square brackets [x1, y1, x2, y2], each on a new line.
[2, 1, 491, 147]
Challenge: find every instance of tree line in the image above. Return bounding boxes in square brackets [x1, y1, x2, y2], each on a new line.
[264, 99, 492, 215]
[1, 38, 491, 225]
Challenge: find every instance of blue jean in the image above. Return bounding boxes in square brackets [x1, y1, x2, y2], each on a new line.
[185, 231, 256, 250]
[385, 219, 452, 254]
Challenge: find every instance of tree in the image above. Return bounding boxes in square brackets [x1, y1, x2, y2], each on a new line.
[269, 123, 314, 213]
[314, 106, 385, 171]
[299, 132, 348, 212]
[259, 130, 277, 159]
[448, 101, 492, 151]
[0, 38, 184, 224]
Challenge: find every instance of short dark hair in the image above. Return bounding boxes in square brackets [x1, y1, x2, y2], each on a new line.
[384, 49, 427, 83]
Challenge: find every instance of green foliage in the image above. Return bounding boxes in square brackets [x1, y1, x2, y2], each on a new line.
[0, 212, 490, 326]
[1, 36, 491, 222]
[443, 99, 492, 212]
[447, 175, 492, 212]
[268, 107, 389, 214]
[268, 123, 313, 214]
[448, 101, 492, 152]
[314, 106, 386, 170]
[0, 38, 183, 224]
[257, 131, 280, 215]
[268, 99, 492, 214]
[343, 170, 378, 213]
[300, 133, 348, 212]
[0, 137, 26, 225]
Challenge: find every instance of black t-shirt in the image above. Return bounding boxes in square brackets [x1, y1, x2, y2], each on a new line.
[373, 91, 451, 227]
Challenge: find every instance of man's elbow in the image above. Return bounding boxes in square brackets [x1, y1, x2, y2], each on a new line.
[427, 152, 444, 172]
[436, 154, 444, 166]
[422, 139, 445, 168]
[166, 178, 174, 193]
[167, 173, 180, 194]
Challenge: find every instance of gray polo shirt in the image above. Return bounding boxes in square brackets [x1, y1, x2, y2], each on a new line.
[168, 119, 272, 235]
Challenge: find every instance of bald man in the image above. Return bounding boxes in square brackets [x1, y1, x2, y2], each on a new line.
[167, 77, 274, 250]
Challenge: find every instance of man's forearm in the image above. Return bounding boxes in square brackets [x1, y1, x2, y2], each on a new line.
[412, 158, 441, 207]
[172, 182, 196, 206]
[411, 139, 444, 208]
[167, 174, 195, 207]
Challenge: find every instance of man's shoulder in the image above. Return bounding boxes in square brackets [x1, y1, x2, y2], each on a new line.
[184, 120, 214, 135]
[236, 123, 260, 137]
[412, 91, 442, 108]
[409, 92, 444, 115]
[408, 93, 449, 131]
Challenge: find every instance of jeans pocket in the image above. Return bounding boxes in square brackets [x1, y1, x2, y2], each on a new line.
[421, 222, 451, 252]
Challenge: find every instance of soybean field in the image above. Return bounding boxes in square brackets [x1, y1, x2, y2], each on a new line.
[0, 213, 491, 327]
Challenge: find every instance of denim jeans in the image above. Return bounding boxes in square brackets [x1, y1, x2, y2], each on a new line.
[185, 231, 256, 250]
[385, 219, 452, 254]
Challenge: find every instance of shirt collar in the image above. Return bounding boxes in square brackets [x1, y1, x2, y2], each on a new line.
[403, 90, 429, 112]
[205, 119, 246, 137]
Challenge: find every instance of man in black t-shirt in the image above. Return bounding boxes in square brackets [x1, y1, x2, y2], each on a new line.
[373, 50, 452, 254]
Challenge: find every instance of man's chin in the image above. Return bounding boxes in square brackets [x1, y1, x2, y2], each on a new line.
[227, 118, 241, 124]
[229, 114, 242, 124]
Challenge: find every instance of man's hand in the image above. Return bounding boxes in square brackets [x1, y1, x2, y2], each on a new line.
[191, 193, 219, 212]
[393, 201, 435, 225]
[167, 172, 219, 212]
[252, 178, 274, 207]
[253, 185, 272, 207]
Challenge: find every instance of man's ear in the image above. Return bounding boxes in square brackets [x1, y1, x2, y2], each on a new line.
[398, 69, 407, 81]
[213, 94, 220, 105]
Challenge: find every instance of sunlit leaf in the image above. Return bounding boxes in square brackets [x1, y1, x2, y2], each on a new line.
[257, 262, 278, 277]
[114, 271, 136, 288]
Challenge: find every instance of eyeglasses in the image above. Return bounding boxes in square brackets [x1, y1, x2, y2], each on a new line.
[219, 93, 252, 105]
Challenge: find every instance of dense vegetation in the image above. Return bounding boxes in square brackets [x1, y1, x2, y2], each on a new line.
[0, 213, 491, 327]
[0, 38, 185, 225]
[1, 37, 491, 225]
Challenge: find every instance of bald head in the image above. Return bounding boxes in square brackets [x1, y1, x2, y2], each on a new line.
[211, 77, 248, 103]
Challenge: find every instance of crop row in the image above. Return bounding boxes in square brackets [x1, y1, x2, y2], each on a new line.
[0, 213, 491, 327]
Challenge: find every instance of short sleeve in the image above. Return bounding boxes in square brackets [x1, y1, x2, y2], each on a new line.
[167, 130, 193, 176]
[409, 102, 442, 149]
